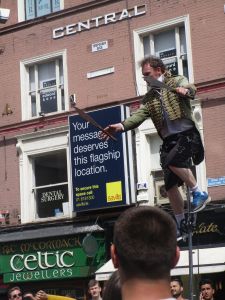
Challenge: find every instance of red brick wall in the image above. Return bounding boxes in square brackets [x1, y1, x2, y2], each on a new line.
[0, 138, 20, 224]
[0, 0, 225, 219]
[0, 0, 18, 26]
[202, 98, 225, 200]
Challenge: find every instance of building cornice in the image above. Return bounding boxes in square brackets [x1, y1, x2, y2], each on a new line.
[0, 0, 123, 36]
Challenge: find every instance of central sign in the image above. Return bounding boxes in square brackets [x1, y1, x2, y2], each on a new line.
[53, 5, 146, 39]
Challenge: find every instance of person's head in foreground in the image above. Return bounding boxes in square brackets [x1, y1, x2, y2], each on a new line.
[103, 271, 121, 300]
[111, 206, 179, 300]
[23, 292, 35, 300]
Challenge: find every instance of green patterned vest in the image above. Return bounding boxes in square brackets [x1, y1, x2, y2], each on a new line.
[142, 72, 195, 133]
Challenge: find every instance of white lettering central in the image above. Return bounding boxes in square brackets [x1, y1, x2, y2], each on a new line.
[52, 5, 146, 39]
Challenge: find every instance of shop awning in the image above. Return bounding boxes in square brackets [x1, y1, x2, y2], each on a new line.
[0, 223, 104, 242]
[95, 258, 116, 281]
[171, 246, 225, 275]
[95, 246, 225, 280]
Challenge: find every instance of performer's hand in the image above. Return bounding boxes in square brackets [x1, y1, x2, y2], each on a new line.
[199, 292, 204, 300]
[101, 123, 124, 140]
[175, 87, 189, 96]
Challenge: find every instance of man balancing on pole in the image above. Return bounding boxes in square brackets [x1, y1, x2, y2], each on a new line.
[102, 55, 210, 238]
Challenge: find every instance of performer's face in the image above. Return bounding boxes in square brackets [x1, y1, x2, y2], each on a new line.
[142, 63, 162, 79]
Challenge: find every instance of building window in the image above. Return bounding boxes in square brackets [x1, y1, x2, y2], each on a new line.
[33, 150, 69, 218]
[133, 15, 194, 96]
[20, 50, 68, 120]
[17, 127, 72, 223]
[29, 59, 64, 117]
[18, 0, 63, 22]
[143, 26, 188, 77]
[25, 0, 61, 20]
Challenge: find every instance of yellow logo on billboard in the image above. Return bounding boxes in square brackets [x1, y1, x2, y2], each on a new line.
[106, 181, 122, 202]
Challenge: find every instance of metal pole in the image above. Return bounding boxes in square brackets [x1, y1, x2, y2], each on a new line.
[186, 186, 194, 300]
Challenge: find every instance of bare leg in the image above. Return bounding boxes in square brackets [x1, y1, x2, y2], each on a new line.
[169, 166, 196, 188]
[167, 185, 184, 215]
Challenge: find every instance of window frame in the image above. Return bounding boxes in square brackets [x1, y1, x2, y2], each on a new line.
[20, 49, 68, 121]
[16, 126, 73, 224]
[32, 149, 69, 219]
[18, 0, 64, 22]
[133, 15, 194, 96]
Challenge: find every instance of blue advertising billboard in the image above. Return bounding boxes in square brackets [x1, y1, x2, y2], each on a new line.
[69, 105, 135, 212]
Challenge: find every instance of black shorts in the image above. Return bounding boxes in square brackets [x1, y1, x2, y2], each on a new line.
[160, 128, 204, 191]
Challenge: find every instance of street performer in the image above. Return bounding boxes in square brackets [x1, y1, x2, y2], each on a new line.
[102, 56, 210, 237]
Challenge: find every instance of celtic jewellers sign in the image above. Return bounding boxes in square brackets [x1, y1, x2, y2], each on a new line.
[0, 234, 105, 283]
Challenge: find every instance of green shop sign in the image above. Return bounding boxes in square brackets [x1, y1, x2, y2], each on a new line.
[0, 233, 105, 283]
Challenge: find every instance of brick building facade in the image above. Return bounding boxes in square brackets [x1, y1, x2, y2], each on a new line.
[0, 0, 225, 298]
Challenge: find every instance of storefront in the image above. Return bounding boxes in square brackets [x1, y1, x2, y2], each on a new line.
[177, 205, 225, 299]
[0, 223, 106, 300]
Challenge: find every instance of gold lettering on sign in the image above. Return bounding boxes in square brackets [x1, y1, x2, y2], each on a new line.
[1, 245, 16, 255]
[19, 237, 82, 253]
[1, 237, 82, 255]
[193, 222, 222, 235]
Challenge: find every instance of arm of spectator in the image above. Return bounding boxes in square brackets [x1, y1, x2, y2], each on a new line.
[47, 295, 76, 300]
[35, 291, 48, 300]
[199, 292, 204, 300]
[35, 291, 76, 300]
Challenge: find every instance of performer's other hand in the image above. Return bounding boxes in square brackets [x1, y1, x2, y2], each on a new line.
[101, 123, 124, 140]
[176, 87, 189, 96]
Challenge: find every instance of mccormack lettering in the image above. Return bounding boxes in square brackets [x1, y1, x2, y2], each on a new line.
[0, 237, 82, 255]
[52, 5, 146, 39]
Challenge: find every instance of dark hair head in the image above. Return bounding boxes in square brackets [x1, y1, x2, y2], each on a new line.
[171, 277, 183, 287]
[140, 56, 166, 73]
[88, 279, 100, 289]
[23, 292, 35, 300]
[113, 206, 177, 281]
[199, 279, 214, 290]
[8, 287, 22, 299]
[103, 271, 121, 300]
